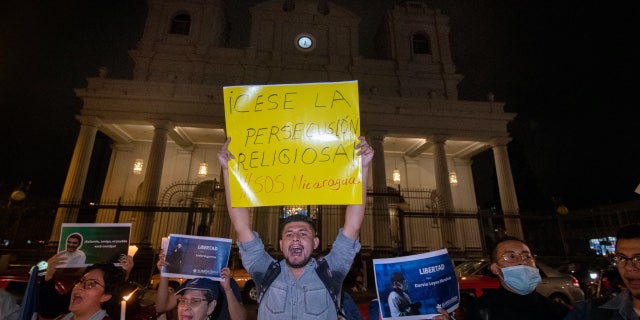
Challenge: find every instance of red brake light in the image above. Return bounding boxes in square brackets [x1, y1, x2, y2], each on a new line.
[571, 276, 580, 287]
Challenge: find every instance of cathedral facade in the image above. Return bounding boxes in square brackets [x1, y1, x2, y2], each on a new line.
[51, 0, 520, 258]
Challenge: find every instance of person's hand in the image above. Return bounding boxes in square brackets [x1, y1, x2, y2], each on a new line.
[356, 136, 374, 168]
[45, 251, 68, 281]
[220, 267, 232, 292]
[432, 307, 451, 320]
[120, 254, 134, 279]
[217, 138, 235, 170]
[157, 249, 169, 273]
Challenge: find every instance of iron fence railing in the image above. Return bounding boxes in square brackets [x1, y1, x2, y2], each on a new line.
[2, 189, 639, 261]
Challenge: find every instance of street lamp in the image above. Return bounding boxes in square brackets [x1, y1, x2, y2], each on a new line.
[198, 161, 208, 177]
[393, 168, 401, 186]
[132, 159, 143, 175]
[198, 151, 208, 177]
[449, 172, 458, 186]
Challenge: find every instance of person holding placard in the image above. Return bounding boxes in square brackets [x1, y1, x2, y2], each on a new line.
[217, 136, 373, 320]
[55, 263, 125, 320]
[155, 250, 246, 320]
[38, 253, 135, 319]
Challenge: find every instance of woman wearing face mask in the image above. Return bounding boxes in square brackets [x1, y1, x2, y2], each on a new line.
[464, 236, 569, 320]
[56, 263, 125, 320]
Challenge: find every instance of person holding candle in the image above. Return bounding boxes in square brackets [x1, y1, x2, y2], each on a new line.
[38, 253, 135, 320]
[55, 263, 125, 320]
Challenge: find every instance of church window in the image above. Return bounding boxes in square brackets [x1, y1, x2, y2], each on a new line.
[169, 13, 191, 35]
[412, 33, 431, 54]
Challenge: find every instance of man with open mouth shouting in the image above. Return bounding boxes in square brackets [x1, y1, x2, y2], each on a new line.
[218, 136, 373, 320]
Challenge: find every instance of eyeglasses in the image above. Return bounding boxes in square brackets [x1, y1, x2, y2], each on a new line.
[612, 254, 640, 268]
[500, 252, 535, 264]
[177, 298, 207, 307]
[74, 278, 104, 290]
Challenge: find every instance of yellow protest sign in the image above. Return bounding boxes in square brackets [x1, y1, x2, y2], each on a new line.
[223, 81, 361, 207]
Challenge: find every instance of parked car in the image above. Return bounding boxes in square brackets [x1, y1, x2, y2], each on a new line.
[0, 261, 69, 306]
[551, 257, 624, 299]
[457, 274, 501, 298]
[454, 259, 585, 306]
[0, 267, 30, 304]
[231, 267, 257, 303]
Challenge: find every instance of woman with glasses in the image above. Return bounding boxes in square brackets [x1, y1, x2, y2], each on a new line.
[464, 236, 569, 320]
[39, 253, 135, 320]
[163, 276, 245, 320]
[155, 251, 246, 320]
[173, 278, 219, 320]
[57, 263, 125, 320]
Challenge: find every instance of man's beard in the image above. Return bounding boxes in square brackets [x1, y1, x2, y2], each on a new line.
[285, 255, 312, 269]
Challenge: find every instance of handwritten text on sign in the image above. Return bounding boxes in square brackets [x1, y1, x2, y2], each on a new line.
[223, 81, 361, 207]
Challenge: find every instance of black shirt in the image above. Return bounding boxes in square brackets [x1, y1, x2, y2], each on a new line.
[465, 286, 569, 320]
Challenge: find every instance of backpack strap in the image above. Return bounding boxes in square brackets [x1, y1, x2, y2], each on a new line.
[257, 261, 281, 304]
[316, 258, 344, 315]
[258, 259, 347, 317]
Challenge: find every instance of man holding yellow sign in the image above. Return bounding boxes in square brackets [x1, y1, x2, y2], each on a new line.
[218, 135, 372, 319]
[219, 79, 374, 320]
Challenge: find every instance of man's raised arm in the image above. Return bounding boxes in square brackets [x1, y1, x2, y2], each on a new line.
[343, 136, 374, 240]
[218, 138, 255, 243]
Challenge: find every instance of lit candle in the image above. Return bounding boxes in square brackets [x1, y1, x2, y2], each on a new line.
[128, 245, 138, 257]
[121, 300, 126, 320]
[120, 287, 137, 320]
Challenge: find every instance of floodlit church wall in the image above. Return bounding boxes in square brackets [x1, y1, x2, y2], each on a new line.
[99, 142, 148, 202]
[173, 147, 195, 182]
[450, 159, 478, 211]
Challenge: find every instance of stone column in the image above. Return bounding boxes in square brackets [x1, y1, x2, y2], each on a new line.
[431, 135, 458, 249]
[491, 137, 523, 239]
[49, 116, 102, 243]
[366, 131, 392, 249]
[367, 131, 388, 191]
[431, 135, 453, 210]
[133, 120, 172, 245]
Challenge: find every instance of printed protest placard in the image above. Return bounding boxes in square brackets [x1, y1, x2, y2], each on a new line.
[161, 234, 232, 281]
[223, 80, 361, 207]
[57, 223, 131, 268]
[373, 249, 459, 319]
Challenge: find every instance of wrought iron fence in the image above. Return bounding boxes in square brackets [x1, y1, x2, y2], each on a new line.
[2, 188, 639, 265]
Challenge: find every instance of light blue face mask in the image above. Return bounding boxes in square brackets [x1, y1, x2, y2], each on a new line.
[500, 265, 541, 295]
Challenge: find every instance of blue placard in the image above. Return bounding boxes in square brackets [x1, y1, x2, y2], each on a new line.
[161, 234, 232, 281]
[373, 249, 459, 319]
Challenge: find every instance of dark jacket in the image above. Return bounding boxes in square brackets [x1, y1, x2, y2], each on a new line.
[564, 292, 639, 320]
[466, 286, 568, 320]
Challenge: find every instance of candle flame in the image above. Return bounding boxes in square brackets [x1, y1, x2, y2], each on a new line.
[123, 287, 138, 301]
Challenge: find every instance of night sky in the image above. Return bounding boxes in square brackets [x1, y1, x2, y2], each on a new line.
[1, 0, 637, 212]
